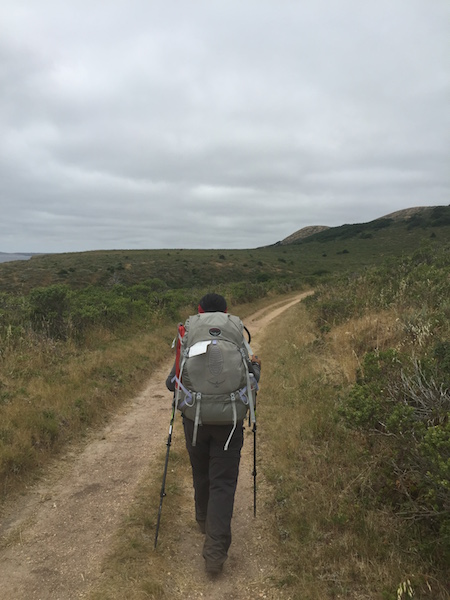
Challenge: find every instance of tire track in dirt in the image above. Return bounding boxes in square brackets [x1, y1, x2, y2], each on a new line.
[0, 292, 312, 600]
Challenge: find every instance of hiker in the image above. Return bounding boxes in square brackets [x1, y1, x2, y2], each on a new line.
[165, 293, 261, 576]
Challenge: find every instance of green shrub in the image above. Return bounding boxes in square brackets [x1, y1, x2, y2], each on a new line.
[308, 244, 450, 566]
[29, 284, 72, 339]
[340, 350, 450, 562]
[433, 341, 450, 387]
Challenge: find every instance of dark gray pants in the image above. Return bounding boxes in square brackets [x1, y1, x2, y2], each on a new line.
[183, 417, 244, 565]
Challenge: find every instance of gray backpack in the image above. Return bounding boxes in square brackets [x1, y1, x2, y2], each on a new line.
[173, 312, 257, 449]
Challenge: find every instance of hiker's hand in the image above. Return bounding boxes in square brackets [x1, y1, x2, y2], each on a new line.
[250, 354, 261, 367]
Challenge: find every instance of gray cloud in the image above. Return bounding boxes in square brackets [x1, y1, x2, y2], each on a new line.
[1, 0, 449, 252]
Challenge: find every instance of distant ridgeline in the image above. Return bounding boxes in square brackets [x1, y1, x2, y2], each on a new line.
[278, 205, 450, 245]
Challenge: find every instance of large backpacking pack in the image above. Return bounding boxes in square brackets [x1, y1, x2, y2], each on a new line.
[172, 312, 257, 449]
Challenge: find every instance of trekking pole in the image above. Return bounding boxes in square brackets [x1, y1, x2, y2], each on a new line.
[244, 324, 257, 516]
[252, 419, 257, 517]
[154, 323, 185, 549]
[154, 401, 176, 549]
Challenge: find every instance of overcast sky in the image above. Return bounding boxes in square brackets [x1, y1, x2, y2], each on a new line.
[1, 1, 449, 253]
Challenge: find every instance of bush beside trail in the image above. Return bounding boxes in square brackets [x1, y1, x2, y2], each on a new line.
[306, 242, 450, 568]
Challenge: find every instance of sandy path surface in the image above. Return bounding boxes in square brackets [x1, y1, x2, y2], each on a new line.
[0, 292, 311, 599]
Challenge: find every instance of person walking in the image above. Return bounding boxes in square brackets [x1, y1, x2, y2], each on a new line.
[166, 293, 261, 576]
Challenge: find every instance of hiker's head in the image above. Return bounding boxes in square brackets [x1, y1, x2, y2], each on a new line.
[198, 293, 228, 313]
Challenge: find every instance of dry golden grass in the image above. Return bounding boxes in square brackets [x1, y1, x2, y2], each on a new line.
[326, 310, 403, 383]
[0, 323, 176, 499]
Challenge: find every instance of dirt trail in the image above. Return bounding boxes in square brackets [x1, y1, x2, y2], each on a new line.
[0, 292, 311, 600]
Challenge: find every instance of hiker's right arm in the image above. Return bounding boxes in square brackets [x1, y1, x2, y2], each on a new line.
[249, 355, 261, 382]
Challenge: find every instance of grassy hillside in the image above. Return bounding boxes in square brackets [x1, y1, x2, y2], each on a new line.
[279, 204, 450, 271]
[1, 206, 449, 295]
[285, 204, 450, 244]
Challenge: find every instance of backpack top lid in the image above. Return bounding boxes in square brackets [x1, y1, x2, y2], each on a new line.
[183, 312, 245, 350]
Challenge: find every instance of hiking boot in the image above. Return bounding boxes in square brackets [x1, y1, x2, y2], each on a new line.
[205, 560, 223, 577]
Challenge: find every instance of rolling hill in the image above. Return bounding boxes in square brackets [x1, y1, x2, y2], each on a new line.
[0, 205, 449, 295]
[278, 205, 448, 245]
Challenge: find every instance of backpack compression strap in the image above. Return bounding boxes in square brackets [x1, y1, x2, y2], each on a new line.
[222, 351, 256, 451]
[175, 323, 186, 390]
